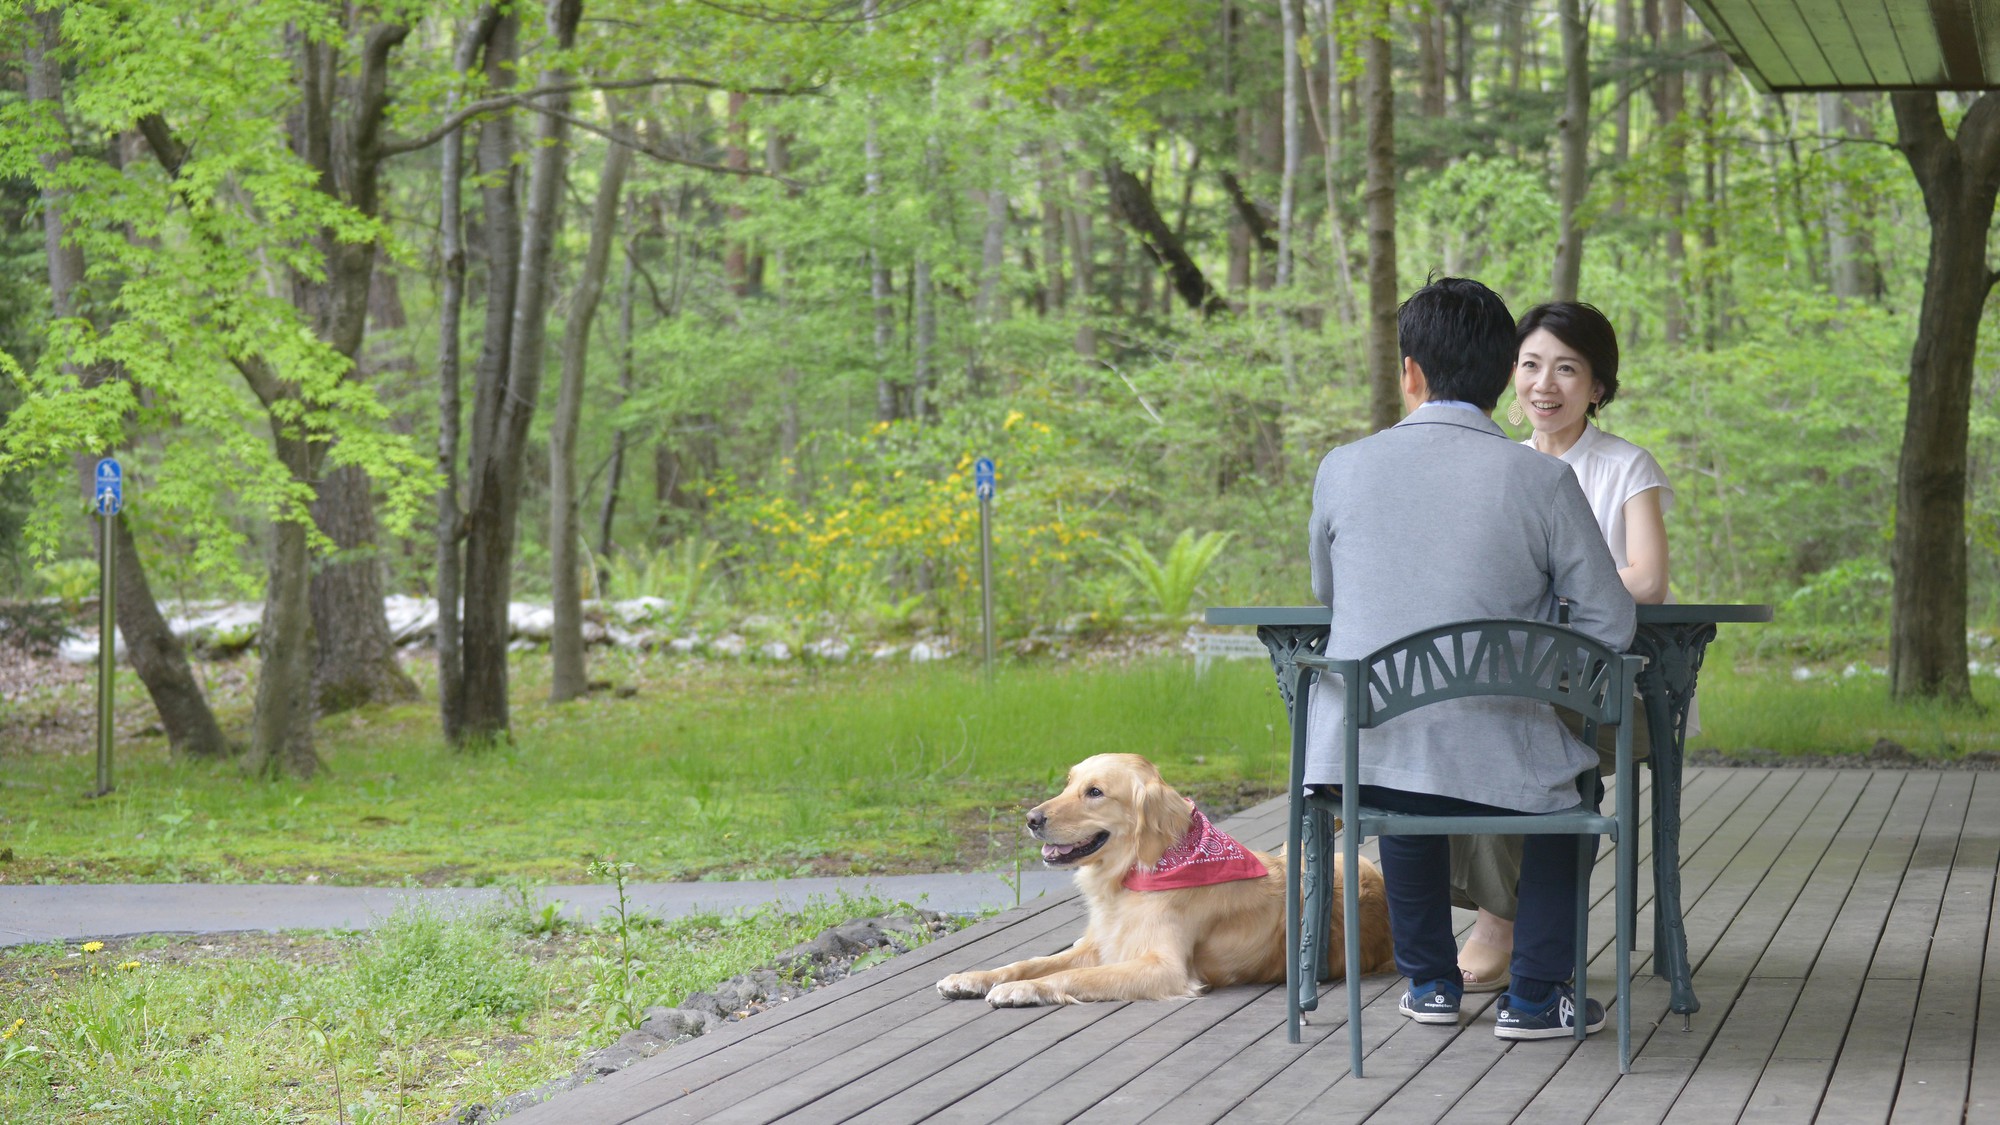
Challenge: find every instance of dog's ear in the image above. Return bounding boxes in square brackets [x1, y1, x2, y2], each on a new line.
[1134, 774, 1194, 868]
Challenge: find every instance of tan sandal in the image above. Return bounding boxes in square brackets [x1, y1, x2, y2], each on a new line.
[1458, 937, 1511, 993]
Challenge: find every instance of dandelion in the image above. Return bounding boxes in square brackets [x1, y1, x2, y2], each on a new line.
[2, 1018, 23, 1040]
[80, 941, 103, 954]
[119, 961, 142, 971]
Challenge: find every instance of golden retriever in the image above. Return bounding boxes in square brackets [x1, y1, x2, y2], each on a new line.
[936, 753, 1395, 1006]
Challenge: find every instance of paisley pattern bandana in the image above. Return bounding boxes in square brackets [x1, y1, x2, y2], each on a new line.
[1123, 803, 1269, 891]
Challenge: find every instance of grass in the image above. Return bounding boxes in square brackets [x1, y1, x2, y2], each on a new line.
[1682, 635, 2000, 758]
[0, 651, 1289, 885]
[0, 891, 933, 1124]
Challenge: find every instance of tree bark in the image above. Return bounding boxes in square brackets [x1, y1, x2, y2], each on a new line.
[247, 426, 320, 780]
[596, 238, 638, 569]
[1550, 0, 1589, 302]
[26, 5, 230, 760]
[1886, 92, 2000, 705]
[1362, 5, 1399, 431]
[1069, 168, 1097, 359]
[435, 9, 497, 745]
[1820, 93, 1873, 300]
[311, 270, 419, 715]
[460, 0, 582, 743]
[310, 462, 417, 714]
[1104, 165, 1228, 317]
[550, 120, 633, 702]
[1654, 0, 1687, 345]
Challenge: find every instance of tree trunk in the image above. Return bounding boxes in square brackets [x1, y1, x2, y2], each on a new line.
[460, 0, 582, 743]
[1362, 6, 1399, 431]
[247, 431, 321, 779]
[596, 239, 638, 567]
[1655, 0, 1687, 345]
[312, 271, 419, 715]
[1886, 92, 2000, 705]
[435, 10, 496, 745]
[1069, 168, 1097, 359]
[1550, 0, 1589, 302]
[864, 3, 898, 422]
[27, 6, 230, 759]
[310, 463, 417, 714]
[550, 124, 633, 702]
[1820, 93, 1869, 301]
[1104, 165, 1228, 316]
[1415, 0, 1446, 119]
[1277, 0, 1302, 391]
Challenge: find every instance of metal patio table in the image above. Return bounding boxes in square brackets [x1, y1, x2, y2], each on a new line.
[1204, 603, 1773, 1026]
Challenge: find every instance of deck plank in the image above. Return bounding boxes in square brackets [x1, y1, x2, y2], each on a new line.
[501, 768, 2000, 1124]
[1888, 771, 1995, 1124]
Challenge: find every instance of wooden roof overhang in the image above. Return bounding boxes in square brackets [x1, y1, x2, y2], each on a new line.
[1686, 0, 2000, 92]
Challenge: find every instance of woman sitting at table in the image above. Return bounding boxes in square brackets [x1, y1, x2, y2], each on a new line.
[1454, 300, 1682, 993]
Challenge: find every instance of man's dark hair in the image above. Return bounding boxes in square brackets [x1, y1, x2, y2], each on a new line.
[1515, 301, 1621, 416]
[1396, 276, 1516, 411]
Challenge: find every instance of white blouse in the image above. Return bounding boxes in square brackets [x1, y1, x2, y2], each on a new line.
[1532, 423, 1674, 570]
[1528, 421, 1696, 735]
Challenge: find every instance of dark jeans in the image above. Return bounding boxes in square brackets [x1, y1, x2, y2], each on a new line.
[1348, 782, 1600, 995]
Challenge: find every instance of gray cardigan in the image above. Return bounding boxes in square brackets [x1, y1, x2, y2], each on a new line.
[1304, 405, 1637, 812]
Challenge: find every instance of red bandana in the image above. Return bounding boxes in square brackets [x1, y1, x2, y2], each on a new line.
[1123, 803, 1269, 891]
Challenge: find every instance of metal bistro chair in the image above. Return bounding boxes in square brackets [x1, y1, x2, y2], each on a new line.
[1284, 619, 1643, 1075]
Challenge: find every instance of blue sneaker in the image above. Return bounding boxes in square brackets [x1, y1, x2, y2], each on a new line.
[1398, 980, 1462, 1025]
[1494, 984, 1605, 1040]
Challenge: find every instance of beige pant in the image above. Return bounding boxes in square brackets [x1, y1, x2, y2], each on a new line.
[1449, 709, 1652, 920]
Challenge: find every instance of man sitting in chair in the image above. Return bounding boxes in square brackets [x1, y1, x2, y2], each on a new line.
[1305, 276, 1636, 1039]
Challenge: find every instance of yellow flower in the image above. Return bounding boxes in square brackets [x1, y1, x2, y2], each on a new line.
[1003, 410, 1025, 430]
[2, 1018, 23, 1040]
[119, 961, 141, 971]
[81, 941, 103, 954]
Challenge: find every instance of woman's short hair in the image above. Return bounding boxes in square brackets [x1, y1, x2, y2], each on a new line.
[1515, 301, 1620, 416]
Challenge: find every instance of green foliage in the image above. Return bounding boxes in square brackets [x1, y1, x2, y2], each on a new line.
[32, 556, 97, 609]
[603, 538, 719, 627]
[1104, 529, 1234, 618]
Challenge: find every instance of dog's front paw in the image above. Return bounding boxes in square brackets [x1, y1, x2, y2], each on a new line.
[985, 980, 1070, 1007]
[936, 972, 995, 1000]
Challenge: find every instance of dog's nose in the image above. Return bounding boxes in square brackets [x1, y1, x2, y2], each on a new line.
[1026, 809, 1046, 832]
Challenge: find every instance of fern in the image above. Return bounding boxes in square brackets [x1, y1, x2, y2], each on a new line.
[1104, 529, 1234, 618]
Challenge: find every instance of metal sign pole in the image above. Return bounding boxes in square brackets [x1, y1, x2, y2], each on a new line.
[974, 457, 996, 677]
[92, 457, 121, 798]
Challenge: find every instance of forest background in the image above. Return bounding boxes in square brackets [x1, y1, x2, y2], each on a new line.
[2, 0, 1998, 780]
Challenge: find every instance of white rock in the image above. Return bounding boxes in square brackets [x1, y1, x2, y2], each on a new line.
[910, 641, 950, 663]
[510, 603, 555, 640]
[59, 632, 122, 663]
[669, 636, 701, 655]
[709, 633, 747, 658]
[383, 596, 437, 645]
[806, 639, 851, 662]
[613, 597, 672, 626]
[740, 614, 778, 631]
[760, 641, 793, 662]
[507, 638, 537, 653]
[871, 644, 903, 661]
[1791, 666, 1814, 681]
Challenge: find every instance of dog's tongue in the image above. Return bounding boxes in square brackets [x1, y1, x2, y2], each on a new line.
[1042, 842, 1075, 862]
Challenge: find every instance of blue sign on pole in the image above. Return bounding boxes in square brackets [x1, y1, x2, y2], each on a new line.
[974, 457, 996, 501]
[93, 458, 122, 516]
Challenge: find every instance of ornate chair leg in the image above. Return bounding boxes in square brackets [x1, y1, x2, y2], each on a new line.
[1299, 803, 1325, 1012]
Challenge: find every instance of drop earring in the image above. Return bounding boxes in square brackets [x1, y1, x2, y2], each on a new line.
[1506, 395, 1527, 427]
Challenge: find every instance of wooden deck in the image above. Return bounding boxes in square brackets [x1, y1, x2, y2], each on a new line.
[509, 767, 2000, 1123]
